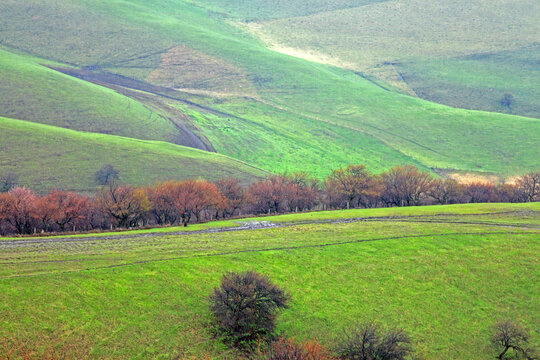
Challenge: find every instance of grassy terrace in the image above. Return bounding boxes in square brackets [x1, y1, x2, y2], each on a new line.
[1, 203, 538, 358]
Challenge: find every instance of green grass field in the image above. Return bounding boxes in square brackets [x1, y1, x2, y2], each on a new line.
[1, 0, 539, 183]
[0, 117, 265, 192]
[1, 203, 538, 358]
[0, 49, 185, 144]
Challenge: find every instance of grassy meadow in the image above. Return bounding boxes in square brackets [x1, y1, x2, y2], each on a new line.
[1, 203, 538, 358]
[0, 117, 265, 192]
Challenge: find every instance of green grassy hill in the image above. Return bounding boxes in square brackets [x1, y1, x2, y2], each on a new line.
[0, 0, 539, 183]
[1, 204, 538, 358]
[0, 117, 265, 192]
[248, 0, 540, 117]
[398, 45, 540, 119]
[0, 48, 213, 148]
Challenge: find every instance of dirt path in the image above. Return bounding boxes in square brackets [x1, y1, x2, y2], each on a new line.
[2, 211, 538, 248]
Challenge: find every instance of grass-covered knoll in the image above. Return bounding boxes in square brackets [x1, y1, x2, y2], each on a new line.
[1, 204, 538, 358]
[398, 45, 540, 119]
[1, 0, 539, 177]
[0, 48, 188, 143]
[0, 117, 265, 193]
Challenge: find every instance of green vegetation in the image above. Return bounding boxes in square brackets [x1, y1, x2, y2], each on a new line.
[1, 0, 538, 180]
[398, 45, 540, 119]
[0, 49, 183, 143]
[1, 204, 538, 358]
[0, 117, 265, 192]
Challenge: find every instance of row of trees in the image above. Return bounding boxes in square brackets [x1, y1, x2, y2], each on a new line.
[1, 165, 539, 235]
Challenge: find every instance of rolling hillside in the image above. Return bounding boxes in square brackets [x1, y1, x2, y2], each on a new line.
[0, 117, 265, 192]
[243, 0, 540, 117]
[0, 0, 539, 189]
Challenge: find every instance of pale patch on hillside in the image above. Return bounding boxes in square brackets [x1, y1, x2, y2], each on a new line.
[147, 45, 256, 96]
[237, 22, 356, 70]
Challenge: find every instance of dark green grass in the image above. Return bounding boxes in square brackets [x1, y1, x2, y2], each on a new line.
[1, 0, 539, 177]
[0, 116, 266, 193]
[0, 204, 538, 358]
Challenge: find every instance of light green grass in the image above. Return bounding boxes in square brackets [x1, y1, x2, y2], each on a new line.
[398, 45, 540, 119]
[0, 0, 539, 178]
[0, 204, 538, 358]
[0, 48, 183, 143]
[0, 116, 266, 193]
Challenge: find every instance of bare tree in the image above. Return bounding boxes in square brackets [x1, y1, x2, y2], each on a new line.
[381, 165, 434, 206]
[335, 322, 411, 360]
[491, 321, 536, 360]
[94, 164, 120, 185]
[517, 172, 540, 202]
[0, 172, 18, 192]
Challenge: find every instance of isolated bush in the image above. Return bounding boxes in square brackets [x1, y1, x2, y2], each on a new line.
[0, 172, 18, 192]
[263, 337, 335, 360]
[94, 164, 120, 185]
[500, 93, 514, 109]
[335, 323, 411, 360]
[209, 271, 289, 350]
[491, 320, 537, 360]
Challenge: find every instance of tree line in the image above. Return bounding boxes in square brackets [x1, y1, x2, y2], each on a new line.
[0, 165, 538, 235]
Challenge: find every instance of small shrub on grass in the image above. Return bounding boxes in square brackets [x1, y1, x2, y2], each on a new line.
[262, 337, 336, 360]
[209, 270, 289, 351]
[335, 322, 411, 360]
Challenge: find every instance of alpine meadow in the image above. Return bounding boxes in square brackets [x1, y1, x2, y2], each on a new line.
[0, 1, 538, 359]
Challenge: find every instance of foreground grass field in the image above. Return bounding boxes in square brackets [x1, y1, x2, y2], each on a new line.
[1, 203, 538, 358]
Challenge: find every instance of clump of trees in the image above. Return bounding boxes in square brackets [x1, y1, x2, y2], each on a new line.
[1, 166, 539, 236]
[335, 323, 411, 360]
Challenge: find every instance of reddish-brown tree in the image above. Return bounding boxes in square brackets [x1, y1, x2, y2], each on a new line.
[2, 187, 37, 234]
[286, 173, 320, 212]
[428, 179, 460, 204]
[215, 177, 246, 218]
[325, 165, 382, 209]
[381, 165, 434, 206]
[95, 182, 151, 228]
[462, 182, 496, 203]
[48, 190, 90, 231]
[146, 181, 182, 225]
[247, 176, 291, 214]
[175, 180, 225, 226]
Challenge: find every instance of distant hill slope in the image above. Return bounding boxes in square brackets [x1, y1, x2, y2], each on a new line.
[0, 117, 266, 193]
[0, 48, 211, 149]
[0, 0, 539, 180]
[243, 0, 540, 118]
